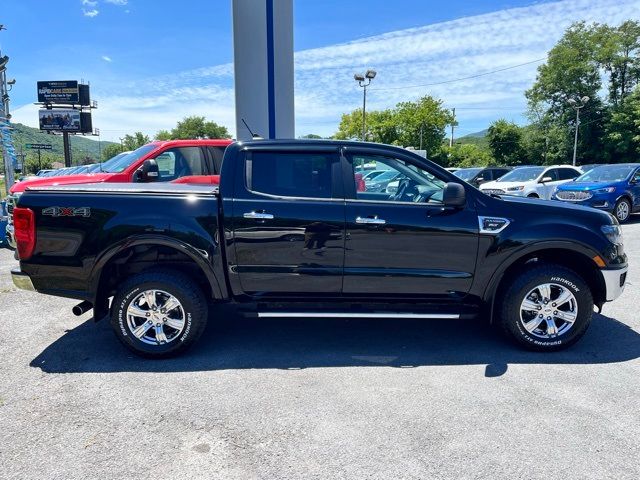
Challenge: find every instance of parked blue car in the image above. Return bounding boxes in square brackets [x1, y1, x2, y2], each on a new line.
[552, 163, 640, 223]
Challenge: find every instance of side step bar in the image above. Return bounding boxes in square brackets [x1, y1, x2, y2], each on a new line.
[256, 312, 460, 319]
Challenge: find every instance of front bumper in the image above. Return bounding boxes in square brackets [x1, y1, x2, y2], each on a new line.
[601, 267, 628, 302]
[11, 268, 35, 291]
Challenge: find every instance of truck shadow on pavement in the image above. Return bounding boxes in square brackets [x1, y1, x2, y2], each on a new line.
[30, 305, 640, 377]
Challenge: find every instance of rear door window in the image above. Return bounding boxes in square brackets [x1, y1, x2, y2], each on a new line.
[248, 151, 340, 199]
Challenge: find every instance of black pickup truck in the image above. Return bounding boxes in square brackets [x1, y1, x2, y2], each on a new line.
[10, 140, 627, 357]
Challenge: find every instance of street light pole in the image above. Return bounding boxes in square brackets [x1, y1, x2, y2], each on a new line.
[354, 70, 376, 141]
[567, 96, 590, 166]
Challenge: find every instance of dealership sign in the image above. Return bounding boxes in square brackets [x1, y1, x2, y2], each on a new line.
[39, 109, 82, 132]
[37, 81, 80, 104]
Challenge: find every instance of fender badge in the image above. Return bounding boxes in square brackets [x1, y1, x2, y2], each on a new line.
[43, 207, 91, 218]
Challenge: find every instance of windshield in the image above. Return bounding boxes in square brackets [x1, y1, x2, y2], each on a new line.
[454, 168, 482, 181]
[368, 170, 398, 183]
[498, 167, 544, 182]
[100, 145, 157, 173]
[576, 165, 636, 183]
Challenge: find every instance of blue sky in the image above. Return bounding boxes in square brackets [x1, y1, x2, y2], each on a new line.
[2, 0, 640, 142]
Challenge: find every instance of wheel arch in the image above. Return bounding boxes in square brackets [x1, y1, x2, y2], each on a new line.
[484, 243, 607, 323]
[89, 236, 227, 319]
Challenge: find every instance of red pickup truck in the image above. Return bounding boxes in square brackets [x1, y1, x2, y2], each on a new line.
[5, 139, 232, 248]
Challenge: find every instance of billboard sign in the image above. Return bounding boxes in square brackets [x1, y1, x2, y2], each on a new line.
[37, 81, 79, 104]
[39, 109, 82, 132]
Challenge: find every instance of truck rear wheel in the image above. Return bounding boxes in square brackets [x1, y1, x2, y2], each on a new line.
[110, 269, 208, 358]
[497, 265, 593, 351]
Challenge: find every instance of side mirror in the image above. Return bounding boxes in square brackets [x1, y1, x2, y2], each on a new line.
[540, 176, 553, 183]
[135, 159, 159, 182]
[443, 182, 466, 208]
[475, 176, 485, 184]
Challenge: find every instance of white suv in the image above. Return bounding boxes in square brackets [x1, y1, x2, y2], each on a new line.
[479, 165, 581, 200]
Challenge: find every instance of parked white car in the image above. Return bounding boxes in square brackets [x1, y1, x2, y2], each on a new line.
[479, 165, 582, 199]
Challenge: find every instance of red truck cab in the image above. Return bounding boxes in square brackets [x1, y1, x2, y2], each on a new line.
[8, 139, 232, 195]
[5, 139, 231, 248]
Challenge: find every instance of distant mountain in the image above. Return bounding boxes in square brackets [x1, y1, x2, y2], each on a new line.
[10, 123, 116, 164]
[456, 128, 489, 149]
[461, 129, 488, 139]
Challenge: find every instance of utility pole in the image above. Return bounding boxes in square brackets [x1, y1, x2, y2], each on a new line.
[419, 125, 424, 151]
[449, 107, 456, 148]
[567, 96, 589, 166]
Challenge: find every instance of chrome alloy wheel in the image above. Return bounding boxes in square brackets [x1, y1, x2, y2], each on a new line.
[519, 283, 578, 339]
[126, 289, 186, 345]
[616, 201, 630, 222]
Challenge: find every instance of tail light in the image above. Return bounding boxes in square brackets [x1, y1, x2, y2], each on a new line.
[13, 207, 36, 260]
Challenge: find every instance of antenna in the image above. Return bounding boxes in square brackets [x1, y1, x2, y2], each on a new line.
[241, 118, 263, 139]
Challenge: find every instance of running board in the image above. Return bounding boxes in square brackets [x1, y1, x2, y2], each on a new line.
[256, 312, 460, 319]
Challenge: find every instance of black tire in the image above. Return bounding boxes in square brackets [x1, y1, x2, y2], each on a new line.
[527, 193, 539, 198]
[110, 268, 208, 358]
[614, 198, 631, 223]
[497, 264, 593, 351]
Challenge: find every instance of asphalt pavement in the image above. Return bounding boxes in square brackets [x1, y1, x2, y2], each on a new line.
[1, 221, 639, 479]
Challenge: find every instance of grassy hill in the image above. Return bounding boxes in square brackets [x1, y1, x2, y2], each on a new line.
[10, 123, 116, 166]
[457, 129, 489, 149]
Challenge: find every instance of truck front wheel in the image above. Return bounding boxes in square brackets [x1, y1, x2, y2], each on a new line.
[110, 269, 208, 358]
[498, 265, 593, 351]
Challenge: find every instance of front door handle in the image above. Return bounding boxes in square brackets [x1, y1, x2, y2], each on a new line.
[355, 216, 386, 225]
[243, 211, 275, 220]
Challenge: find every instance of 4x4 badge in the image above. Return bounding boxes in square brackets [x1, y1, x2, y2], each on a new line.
[42, 207, 91, 218]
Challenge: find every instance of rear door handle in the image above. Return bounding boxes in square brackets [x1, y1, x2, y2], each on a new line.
[355, 216, 386, 225]
[243, 211, 274, 220]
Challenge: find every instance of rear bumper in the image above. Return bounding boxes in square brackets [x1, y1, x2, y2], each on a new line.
[11, 268, 35, 291]
[5, 223, 16, 249]
[601, 267, 628, 302]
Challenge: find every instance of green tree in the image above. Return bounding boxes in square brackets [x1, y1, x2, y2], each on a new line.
[394, 96, 454, 154]
[101, 143, 124, 161]
[335, 95, 453, 156]
[335, 109, 366, 141]
[159, 116, 231, 140]
[155, 129, 173, 141]
[24, 152, 54, 174]
[487, 120, 527, 165]
[299, 133, 323, 139]
[122, 132, 150, 151]
[604, 85, 640, 161]
[444, 143, 494, 168]
[594, 21, 640, 105]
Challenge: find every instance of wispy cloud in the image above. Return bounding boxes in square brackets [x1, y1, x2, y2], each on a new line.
[101, 55, 112, 62]
[82, 0, 98, 5]
[15, 0, 640, 141]
[83, 8, 99, 18]
[105, 0, 128, 5]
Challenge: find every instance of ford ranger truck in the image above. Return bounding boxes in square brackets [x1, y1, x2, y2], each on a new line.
[4, 139, 232, 248]
[10, 140, 628, 357]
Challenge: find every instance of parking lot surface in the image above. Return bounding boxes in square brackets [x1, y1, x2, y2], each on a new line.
[1, 222, 639, 480]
